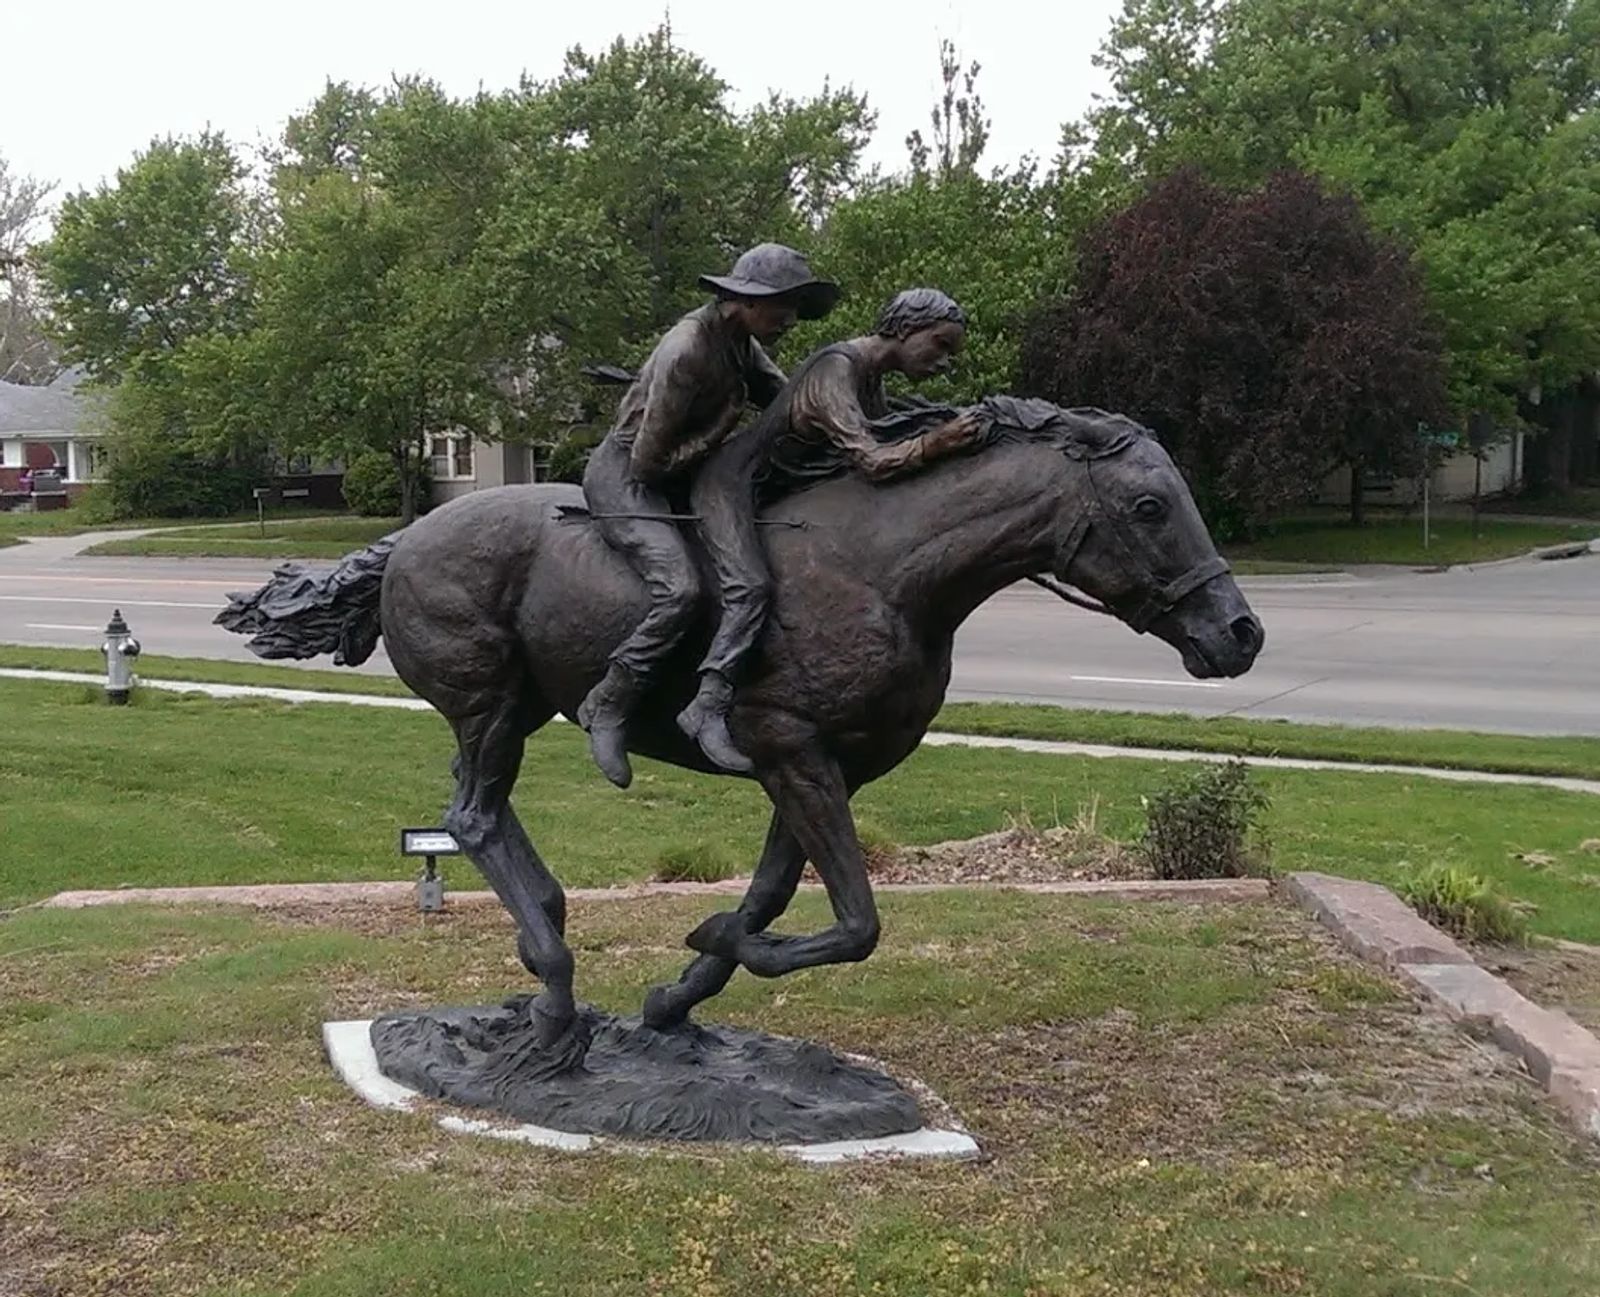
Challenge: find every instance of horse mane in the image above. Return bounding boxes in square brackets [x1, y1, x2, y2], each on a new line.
[756, 395, 1157, 504]
[970, 397, 1156, 461]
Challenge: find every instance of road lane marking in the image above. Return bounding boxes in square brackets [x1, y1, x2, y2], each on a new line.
[0, 574, 249, 587]
[0, 595, 220, 609]
[25, 623, 102, 632]
[1069, 674, 1224, 689]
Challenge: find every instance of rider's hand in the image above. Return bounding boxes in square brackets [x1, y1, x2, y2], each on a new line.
[948, 409, 986, 441]
[928, 409, 985, 455]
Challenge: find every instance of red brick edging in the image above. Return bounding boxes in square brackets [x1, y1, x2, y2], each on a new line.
[1283, 871, 1600, 1141]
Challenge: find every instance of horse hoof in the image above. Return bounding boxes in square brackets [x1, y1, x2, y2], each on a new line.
[685, 911, 745, 959]
[518, 996, 591, 1074]
[642, 984, 690, 1031]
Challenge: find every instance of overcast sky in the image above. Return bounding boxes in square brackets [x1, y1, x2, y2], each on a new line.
[3, 0, 1121, 224]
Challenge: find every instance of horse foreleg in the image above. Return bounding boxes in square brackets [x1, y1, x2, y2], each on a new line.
[642, 812, 806, 1029]
[685, 747, 880, 979]
[445, 703, 577, 1045]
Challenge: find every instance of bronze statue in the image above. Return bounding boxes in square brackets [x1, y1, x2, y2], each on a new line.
[577, 244, 841, 790]
[219, 400, 1264, 1088]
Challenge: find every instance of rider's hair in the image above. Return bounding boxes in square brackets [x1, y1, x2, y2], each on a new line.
[874, 288, 967, 340]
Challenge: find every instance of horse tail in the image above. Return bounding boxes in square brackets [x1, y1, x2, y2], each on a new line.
[214, 533, 399, 666]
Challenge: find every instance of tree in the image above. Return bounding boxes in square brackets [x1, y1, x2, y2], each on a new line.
[32, 133, 266, 517]
[1067, 0, 1600, 455]
[244, 77, 655, 523]
[786, 42, 1067, 403]
[906, 39, 991, 178]
[1019, 168, 1450, 531]
[37, 133, 253, 382]
[796, 168, 1065, 404]
[0, 153, 58, 384]
[524, 25, 873, 345]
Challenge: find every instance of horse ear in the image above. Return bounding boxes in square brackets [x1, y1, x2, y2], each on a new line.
[1060, 408, 1142, 460]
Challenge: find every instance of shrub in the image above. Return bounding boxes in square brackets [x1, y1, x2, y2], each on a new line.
[68, 485, 121, 524]
[341, 451, 428, 517]
[1139, 759, 1271, 880]
[100, 430, 257, 518]
[1400, 866, 1528, 945]
[652, 842, 742, 884]
[546, 429, 601, 485]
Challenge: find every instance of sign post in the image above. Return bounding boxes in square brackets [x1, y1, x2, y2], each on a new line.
[400, 828, 462, 912]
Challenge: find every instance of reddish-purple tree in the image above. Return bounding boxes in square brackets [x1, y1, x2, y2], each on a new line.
[1020, 168, 1450, 531]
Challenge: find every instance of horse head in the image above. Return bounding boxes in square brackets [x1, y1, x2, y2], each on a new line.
[1031, 405, 1264, 680]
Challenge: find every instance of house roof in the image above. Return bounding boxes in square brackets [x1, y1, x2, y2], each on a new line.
[0, 368, 95, 436]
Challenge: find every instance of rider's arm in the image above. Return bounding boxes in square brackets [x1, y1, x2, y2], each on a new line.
[744, 341, 788, 409]
[795, 354, 981, 482]
[628, 335, 706, 486]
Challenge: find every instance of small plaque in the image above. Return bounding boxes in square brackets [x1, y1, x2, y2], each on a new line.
[401, 828, 461, 856]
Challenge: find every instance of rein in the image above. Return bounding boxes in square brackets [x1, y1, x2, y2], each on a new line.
[1031, 434, 1232, 633]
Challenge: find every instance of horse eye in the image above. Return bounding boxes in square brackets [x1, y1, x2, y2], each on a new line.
[1134, 496, 1166, 521]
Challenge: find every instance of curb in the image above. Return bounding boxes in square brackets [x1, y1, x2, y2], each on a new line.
[1283, 871, 1600, 1141]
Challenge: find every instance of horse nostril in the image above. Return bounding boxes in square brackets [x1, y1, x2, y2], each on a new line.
[1231, 615, 1263, 655]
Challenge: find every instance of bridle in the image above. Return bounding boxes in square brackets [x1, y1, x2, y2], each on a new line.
[1027, 431, 1231, 634]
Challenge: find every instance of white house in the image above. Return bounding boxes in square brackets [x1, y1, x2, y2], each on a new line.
[1316, 433, 1528, 509]
[0, 369, 105, 504]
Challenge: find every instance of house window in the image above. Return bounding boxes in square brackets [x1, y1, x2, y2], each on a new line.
[429, 434, 474, 481]
[72, 441, 108, 482]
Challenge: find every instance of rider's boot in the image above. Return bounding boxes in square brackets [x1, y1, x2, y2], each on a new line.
[577, 661, 641, 789]
[676, 670, 754, 775]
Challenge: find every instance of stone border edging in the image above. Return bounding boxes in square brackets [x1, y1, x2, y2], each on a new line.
[35, 876, 1270, 911]
[5, 667, 1597, 798]
[1283, 871, 1600, 1140]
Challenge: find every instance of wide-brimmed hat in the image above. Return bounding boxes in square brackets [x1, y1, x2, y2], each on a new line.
[698, 243, 841, 320]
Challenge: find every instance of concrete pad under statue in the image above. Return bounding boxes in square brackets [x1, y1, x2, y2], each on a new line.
[323, 1010, 981, 1165]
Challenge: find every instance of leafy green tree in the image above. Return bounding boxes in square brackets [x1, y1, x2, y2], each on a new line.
[37, 133, 253, 382]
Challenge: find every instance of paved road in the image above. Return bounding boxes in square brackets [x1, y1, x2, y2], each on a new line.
[3, 532, 1597, 734]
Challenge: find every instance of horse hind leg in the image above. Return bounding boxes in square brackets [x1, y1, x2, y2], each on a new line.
[443, 695, 577, 1047]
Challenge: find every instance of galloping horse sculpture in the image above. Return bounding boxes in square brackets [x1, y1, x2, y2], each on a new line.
[220, 400, 1263, 1062]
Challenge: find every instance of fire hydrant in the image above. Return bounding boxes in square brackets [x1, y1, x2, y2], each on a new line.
[102, 609, 141, 705]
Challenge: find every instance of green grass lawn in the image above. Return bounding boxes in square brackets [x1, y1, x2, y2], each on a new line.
[81, 515, 401, 558]
[0, 503, 350, 543]
[1229, 515, 1596, 567]
[5, 676, 1600, 941]
[7, 646, 1600, 780]
[1484, 486, 1600, 520]
[2, 893, 1596, 1296]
